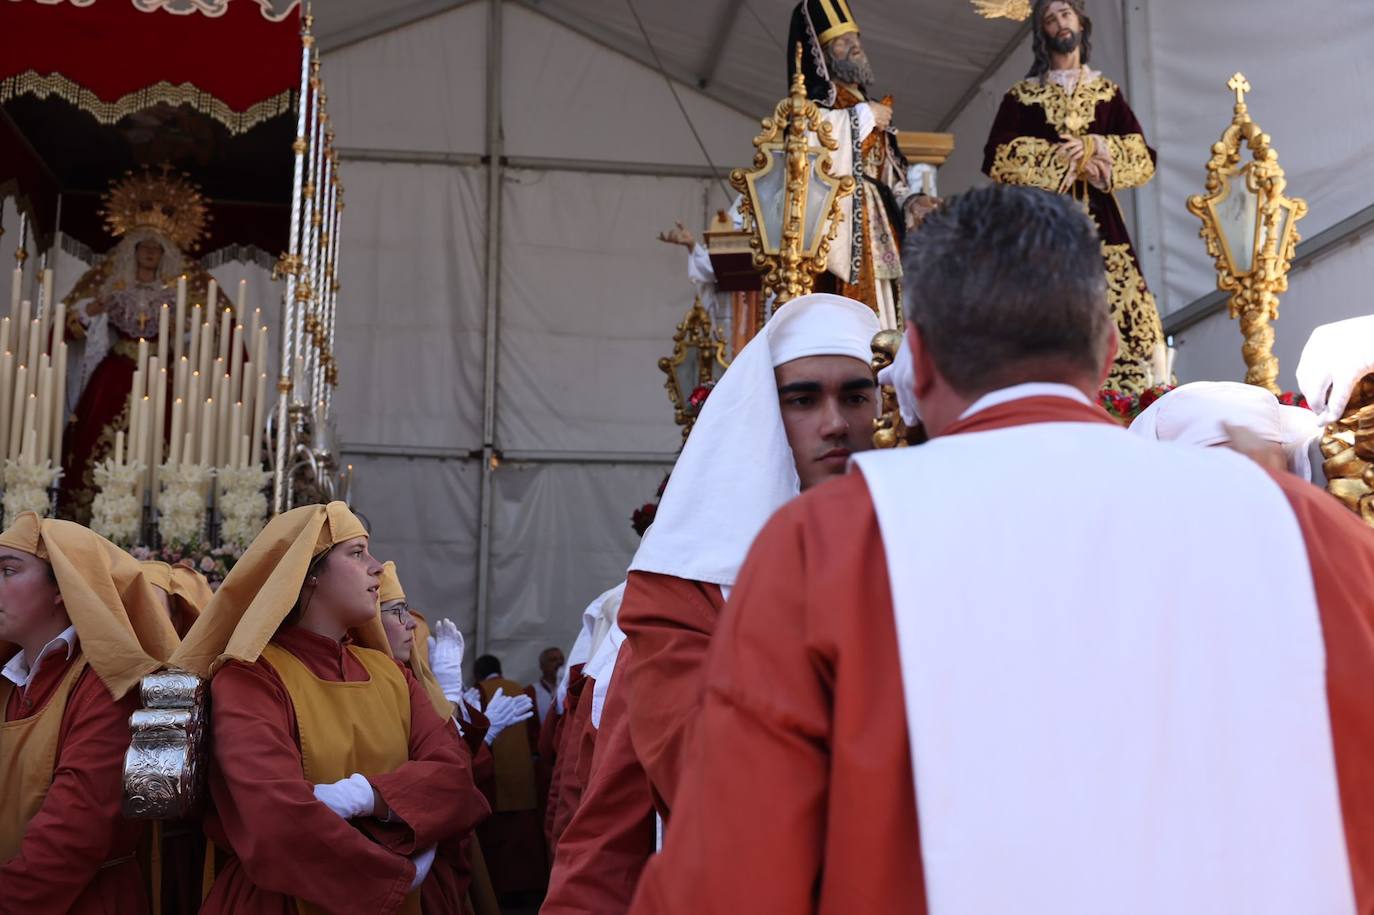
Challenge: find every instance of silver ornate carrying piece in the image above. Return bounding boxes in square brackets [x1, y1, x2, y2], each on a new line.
[122, 668, 209, 819]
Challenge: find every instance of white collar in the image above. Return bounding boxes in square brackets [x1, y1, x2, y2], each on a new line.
[2, 624, 78, 690]
[958, 383, 1094, 421]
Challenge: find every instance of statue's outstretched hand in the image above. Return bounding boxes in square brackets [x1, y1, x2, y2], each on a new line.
[656, 222, 696, 249]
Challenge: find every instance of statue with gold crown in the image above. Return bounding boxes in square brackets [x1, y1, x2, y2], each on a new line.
[58, 167, 229, 522]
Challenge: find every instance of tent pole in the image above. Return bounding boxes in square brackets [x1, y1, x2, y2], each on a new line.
[474, 0, 504, 659]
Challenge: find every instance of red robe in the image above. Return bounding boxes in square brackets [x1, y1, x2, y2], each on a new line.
[0, 648, 148, 914]
[545, 666, 590, 847]
[629, 397, 1374, 913]
[423, 703, 492, 915]
[542, 648, 655, 915]
[618, 573, 726, 818]
[202, 627, 489, 915]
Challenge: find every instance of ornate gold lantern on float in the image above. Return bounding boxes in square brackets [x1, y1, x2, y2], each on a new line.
[658, 299, 729, 440]
[1186, 73, 1307, 395]
[730, 45, 855, 305]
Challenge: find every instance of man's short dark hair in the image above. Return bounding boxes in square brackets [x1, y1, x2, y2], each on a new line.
[902, 184, 1110, 397]
[474, 654, 502, 679]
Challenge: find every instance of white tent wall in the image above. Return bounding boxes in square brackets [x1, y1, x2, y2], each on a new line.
[324, 1, 754, 683]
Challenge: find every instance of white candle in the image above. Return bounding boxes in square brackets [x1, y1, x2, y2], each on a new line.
[151, 366, 167, 492]
[181, 432, 194, 471]
[127, 389, 142, 470]
[230, 323, 245, 402]
[114, 429, 124, 467]
[240, 360, 254, 426]
[217, 373, 231, 466]
[136, 338, 149, 390]
[229, 401, 243, 469]
[185, 371, 201, 453]
[217, 306, 232, 366]
[35, 358, 50, 465]
[174, 356, 189, 404]
[200, 398, 214, 468]
[7, 364, 25, 461]
[157, 303, 169, 369]
[206, 279, 218, 313]
[38, 269, 52, 355]
[249, 371, 266, 469]
[0, 316, 10, 359]
[174, 276, 187, 364]
[187, 304, 202, 374]
[236, 279, 247, 323]
[24, 319, 39, 389]
[51, 342, 66, 469]
[255, 325, 269, 382]
[198, 321, 213, 382]
[169, 397, 184, 468]
[249, 308, 262, 367]
[0, 350, 11, 463]
[239, 433, 250, 470]
[14, 299, 29, 367]
[9, 268, 21, 318]
[20, 392, 36, 465]
[129, 369, 143, 428]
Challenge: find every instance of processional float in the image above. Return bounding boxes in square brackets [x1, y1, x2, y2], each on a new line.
[0, 0, 349, 830]
[0, 0, 348, 568]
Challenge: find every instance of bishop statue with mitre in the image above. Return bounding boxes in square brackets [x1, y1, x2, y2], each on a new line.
[788, 0, 930, 331]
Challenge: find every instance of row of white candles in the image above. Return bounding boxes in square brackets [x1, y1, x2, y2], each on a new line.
[110, 277, 271, 500]
[2, 268, 68, 469]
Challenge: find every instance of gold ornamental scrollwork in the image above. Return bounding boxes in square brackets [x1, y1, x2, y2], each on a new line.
[730, 44, 855, 305]
[870, 329, 910, 449]
[659, 298, 728, 440]
[1186, 73, 1307, 394]
[1320, 373, 1374, 528]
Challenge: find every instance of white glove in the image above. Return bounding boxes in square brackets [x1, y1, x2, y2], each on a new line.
[408, 845, 437, 891]
[462, 686, 481, 709]
[483, 688, 535, 746]
[313, 772, 374, 820]
[877, 334, 920, 427]
[1296, 315, 1374, 424]
[426, 618, 465, 702]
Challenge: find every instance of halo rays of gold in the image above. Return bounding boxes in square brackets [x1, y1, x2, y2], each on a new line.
[101, 165, 211, 252]
[971, 0, 1032, 21]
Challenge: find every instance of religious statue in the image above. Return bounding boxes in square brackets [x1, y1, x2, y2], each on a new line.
[58, 167, 227, 522]
[981, 0, 1165, 393]
[787, 0, 931, 330]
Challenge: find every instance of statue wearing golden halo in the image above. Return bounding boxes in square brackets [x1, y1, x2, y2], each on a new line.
[59, 166, 230, 522]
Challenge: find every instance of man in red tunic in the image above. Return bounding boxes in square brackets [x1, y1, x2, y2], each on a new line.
[629, 185, 1374, 914]
[0, 513, 180, 914]
[620, 292, 881, 821]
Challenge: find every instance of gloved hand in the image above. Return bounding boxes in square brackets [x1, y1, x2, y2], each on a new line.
[426, 618, 465, 702]
[313, 772, 375, 820]
[408, 845, 437, 891]
[462, 686, 481, 709]
[483, 688, 534, 746]
[1296, 315, 1374, 424]
[877, 333, 920, 427]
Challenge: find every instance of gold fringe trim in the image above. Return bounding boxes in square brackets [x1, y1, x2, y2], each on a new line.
[0, 70, 295, 136]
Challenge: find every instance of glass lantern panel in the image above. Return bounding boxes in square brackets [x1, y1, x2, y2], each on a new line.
[802, 150, 831, 253]
[754, 149, 787, 255]
[675, 347, 701, 405]
[1216, 167, 1259, 276]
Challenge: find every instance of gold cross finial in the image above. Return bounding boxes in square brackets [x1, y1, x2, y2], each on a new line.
[1228, 72, 1251, 107]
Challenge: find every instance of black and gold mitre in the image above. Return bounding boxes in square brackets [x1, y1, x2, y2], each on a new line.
[786, 0, 861, 104]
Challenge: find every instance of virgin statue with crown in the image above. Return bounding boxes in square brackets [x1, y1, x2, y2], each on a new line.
[59, 167, 229, 522]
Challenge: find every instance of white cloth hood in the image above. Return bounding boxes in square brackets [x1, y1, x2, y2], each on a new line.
[555, 581, 625, 714]
[1129, 381, 1282, 447]
[628, 293, 878, 587]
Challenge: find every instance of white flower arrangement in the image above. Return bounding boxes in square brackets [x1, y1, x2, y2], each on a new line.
[89, 460, 145, 546]
[2, 459, 61, 529]
[216, 466, 271, 550]
[157, 463, 213, 549]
